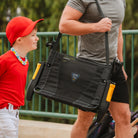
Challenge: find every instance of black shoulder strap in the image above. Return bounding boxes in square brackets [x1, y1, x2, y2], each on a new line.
[95, 0, 104, 18]
[46, 32, 62, 51]
[56, 32, 62, 46]
[95, 0, 109, 65]
[45, 32, 62, 67]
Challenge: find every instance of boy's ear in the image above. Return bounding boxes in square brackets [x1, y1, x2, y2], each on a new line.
[15, 37, 22, 44]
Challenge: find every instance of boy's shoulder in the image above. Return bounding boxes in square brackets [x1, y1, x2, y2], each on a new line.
[0, 50, 13, 62]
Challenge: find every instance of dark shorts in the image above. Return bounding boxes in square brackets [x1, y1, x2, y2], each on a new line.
[111, 67, 129, 104]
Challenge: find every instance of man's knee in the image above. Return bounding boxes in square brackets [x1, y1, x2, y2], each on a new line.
[114, 110, 131, 125]
[76, 110, 95, 129]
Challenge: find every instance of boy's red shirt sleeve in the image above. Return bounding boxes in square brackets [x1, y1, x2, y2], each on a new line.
[0, 55, 7, 77]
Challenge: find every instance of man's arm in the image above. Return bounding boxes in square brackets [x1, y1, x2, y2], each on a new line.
[117, 24, 128, 80]
[117, 24, 124, 62]
[59, 5, 112, 36]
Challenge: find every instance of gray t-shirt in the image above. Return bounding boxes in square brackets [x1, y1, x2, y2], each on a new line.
[67, 0, 126, 63]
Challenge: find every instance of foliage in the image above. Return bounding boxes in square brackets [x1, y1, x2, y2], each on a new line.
[0, 0, 68, 32]
[123, 0, 138, 29]
[0, 0, 138, 31]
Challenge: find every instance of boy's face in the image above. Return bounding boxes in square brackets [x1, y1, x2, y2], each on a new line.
[21, 28, 39, 51]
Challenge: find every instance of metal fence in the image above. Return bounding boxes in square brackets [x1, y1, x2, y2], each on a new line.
[0, 30, 138, 120]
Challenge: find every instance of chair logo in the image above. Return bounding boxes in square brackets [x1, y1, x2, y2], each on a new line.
[72, 73, 80, 82]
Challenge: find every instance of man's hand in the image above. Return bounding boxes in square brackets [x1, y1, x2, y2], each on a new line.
[95, 17, 112, 32]
[122, 67, 128, 80]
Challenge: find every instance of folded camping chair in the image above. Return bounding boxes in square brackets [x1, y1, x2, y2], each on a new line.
[26, 31, 117, 123]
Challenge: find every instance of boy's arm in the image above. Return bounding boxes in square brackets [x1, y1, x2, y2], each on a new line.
[0, 58, 7, 77]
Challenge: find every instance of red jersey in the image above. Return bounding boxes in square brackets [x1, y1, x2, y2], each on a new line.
[0, 50, 29, 107]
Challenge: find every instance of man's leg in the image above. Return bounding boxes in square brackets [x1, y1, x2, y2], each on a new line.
[71, 109, 95, 138]
[109, 101, 133, 138]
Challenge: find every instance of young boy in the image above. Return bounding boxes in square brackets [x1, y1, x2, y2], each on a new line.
[0, 16, 44, 138]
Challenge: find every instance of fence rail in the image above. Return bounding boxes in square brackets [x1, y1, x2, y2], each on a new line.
[0, 30, 138, 121]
